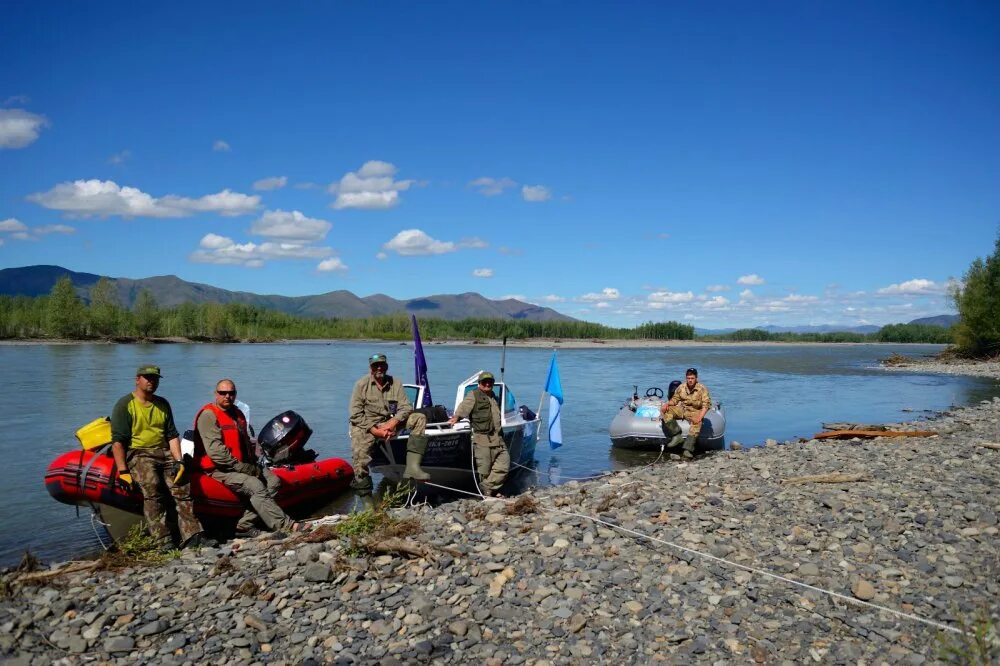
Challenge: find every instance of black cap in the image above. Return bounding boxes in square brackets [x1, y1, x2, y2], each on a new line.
[685, 367, 698, 376]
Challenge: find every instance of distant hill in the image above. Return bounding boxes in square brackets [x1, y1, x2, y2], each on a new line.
[696, 324, 879, 336]
[0, 265, 575, 322]
[907, 314, 959, 328]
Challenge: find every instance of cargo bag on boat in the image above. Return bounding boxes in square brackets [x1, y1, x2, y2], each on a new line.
[258, 410, 314, 464]
[75, 417, 112, 451]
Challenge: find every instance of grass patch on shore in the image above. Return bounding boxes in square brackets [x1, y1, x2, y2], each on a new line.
[99, 524, 180, 569]
[324, 485, 422, 557]
[937, 608, 999, 665]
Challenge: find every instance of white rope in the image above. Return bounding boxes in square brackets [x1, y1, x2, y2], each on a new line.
[90, 509, 114, 551]
[542, 503, 966, 636]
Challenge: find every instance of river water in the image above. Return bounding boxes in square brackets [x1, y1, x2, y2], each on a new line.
[1, 341, 995, 567]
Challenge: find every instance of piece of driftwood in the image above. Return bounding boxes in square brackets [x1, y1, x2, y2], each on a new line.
[783, 473, 869, 485]
[13, 560, 101, 584]
[364, 538, 432, 559]
[821, 423, 889, 432]
[978, 442, 1000, 450]
[812, 430, 936, 440]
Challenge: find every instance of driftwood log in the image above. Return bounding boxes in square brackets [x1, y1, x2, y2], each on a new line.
[978, 442, 1000, 450]
[811, 430, 937, 441]
[11, 560, 101, 584]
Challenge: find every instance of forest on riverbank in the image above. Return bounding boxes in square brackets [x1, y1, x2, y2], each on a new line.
[0, 276, 956, 344]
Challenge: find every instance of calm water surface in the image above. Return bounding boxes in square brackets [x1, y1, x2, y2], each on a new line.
[1, 341, 996, 566]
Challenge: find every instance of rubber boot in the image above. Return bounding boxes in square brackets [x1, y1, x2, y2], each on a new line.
[350, 473, 373, 494]
[681, 435, 697, 459]
[662, 418, 682, 436]
[666, 433, 685, 448]
[403, 434, 431, 481]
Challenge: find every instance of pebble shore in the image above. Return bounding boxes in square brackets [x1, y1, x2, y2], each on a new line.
[2, 360, 998, 664]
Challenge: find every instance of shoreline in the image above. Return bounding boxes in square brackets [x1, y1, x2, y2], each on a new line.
[0, 337, 951, 350]
[2, 359, 996, 663]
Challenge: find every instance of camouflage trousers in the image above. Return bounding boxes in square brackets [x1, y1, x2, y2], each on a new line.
[127, 447, 204, 546]
[473, 432, 509, 495]
[662, 405, 703, 438]
[350, 412, 427, 478]
[210, 467, 292, 532]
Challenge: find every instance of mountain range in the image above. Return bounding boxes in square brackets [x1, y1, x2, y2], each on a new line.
[0, 265, 575, 322]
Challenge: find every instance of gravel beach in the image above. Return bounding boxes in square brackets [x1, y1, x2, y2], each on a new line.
[2, 359, 997, 664]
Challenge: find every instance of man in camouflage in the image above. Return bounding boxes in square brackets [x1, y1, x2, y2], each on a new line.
[348, 353, 429, 493]
[448, 371, 509, 497]
[110, 365, 215, 549]
[660, 367, 712, 459]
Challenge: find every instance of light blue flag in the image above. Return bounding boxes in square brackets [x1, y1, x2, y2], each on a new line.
[544, 352, 564, 449]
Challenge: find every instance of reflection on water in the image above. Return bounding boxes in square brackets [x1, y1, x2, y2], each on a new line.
[0, 341, 995, 566]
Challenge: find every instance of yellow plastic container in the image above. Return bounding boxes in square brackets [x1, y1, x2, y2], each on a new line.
[76, 417, 112, 450]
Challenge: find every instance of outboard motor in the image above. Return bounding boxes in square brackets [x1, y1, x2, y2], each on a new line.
[667, 380, 682, 401]
[258, 410, 314, 465]
[519, 405, 537, 421]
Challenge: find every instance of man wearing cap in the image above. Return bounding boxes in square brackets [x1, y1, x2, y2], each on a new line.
[111, 366, 215, 550]
[660, 367, 712, 459]
[348, 353, 429, 492]
[448, 372, 508, 497]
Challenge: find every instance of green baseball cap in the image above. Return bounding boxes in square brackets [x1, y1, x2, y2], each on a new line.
[369, 353, 388, 365]
[478, 371, 495, 383]
[136, 365, 162, 378]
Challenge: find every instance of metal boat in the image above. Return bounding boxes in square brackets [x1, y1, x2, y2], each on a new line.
[609, 384, 726, 451]
[369, 371, 539, 489]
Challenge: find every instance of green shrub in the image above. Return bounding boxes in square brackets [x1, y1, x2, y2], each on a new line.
[952, 232, 1000, 358]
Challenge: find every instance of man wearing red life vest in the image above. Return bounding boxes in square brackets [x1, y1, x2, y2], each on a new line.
[194, 379, 300, 538]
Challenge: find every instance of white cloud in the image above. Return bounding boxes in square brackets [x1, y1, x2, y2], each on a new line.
[782, 294, 819, 303]
[190, 233, 331, 267]
[213, 140, 231, 152]
[498, 246, 521, 255]
[702, 296, 730, 309]
[737, 274, 765, 285]
[3, 95, 30, 106]
[541, 294, 565, 303]
[705, 284, 729, 292]
[460, 237, 488, 249]
[500, 294, 527, 301]
[382, 229, 456, 256]
[250, 209, 331, 243]
[253, 176, 288, 191]
[581, 287, 620, 302]
[375, 251, 388, 260]
[108, 150, 131, 165]
[470, 177, 517, 196]
[329, 160, 414, 210]
[472, 268, 494, 278]
[0, 109, 49, 149]
[28, 180, 260, 218]
[648, 290, 695, 303]
[876, 278, 943, 295]
[739, 289, 754, 299]
[522, 185, 552, 202]
[0, 218, 28, 232]
[34, 224, 75, 235]
[317, 257, 348, 272]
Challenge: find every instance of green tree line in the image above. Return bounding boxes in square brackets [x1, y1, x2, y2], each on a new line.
[701, 324, 953, 344]
[0, 277, 696, 341]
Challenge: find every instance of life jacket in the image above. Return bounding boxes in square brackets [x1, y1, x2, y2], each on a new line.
[469, 390, 499, 434]
[192, 403, 248, 472]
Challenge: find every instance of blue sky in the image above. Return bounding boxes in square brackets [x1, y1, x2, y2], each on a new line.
[1, 1, 997, 328]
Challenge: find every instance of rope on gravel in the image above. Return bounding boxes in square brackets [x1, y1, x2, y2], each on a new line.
[541, 503, 966, 636]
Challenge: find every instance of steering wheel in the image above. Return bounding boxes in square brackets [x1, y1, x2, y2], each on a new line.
[645, 387, 664, 398]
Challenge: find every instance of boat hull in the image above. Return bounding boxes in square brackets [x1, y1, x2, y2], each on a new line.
[45, 449, 354, 521]
[370, 419, 539, 490]
[609, 398, 726, 451]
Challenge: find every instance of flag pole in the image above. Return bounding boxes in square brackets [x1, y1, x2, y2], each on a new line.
[537, 346, 554, 418]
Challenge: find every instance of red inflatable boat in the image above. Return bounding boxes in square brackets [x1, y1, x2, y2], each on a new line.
[45, 449, 354, 520]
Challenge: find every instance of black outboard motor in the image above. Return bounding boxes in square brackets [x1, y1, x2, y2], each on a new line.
[519, 405, 537, 421]
[667, 380, 682, 401]
[257, 410, 314, 465]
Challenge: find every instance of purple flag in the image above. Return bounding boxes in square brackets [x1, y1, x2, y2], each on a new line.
[411, 315, 432, 407]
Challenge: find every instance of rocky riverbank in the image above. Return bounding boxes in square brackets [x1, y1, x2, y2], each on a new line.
[2, 385, 998, 663]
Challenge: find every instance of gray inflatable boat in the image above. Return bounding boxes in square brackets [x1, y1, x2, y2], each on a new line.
[609, 384, 726, 451]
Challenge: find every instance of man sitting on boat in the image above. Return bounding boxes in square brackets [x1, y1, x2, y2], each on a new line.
[110, 365, 216, 550]
[448, 371, 509, 497]
[660, 367, 712, 459]
[348, 353, 429, 493]
[194, 379, 303, 538]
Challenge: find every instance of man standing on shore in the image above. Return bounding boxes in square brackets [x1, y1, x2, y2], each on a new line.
[194, 379, 303, 538]
[348, 353, 429, 493]
[111, 365, 215, 550]
[660, 367, 712, 459]
[448, 371, 509, 497]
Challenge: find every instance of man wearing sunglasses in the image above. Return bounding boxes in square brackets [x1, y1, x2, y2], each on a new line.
[110, 365, 215, 550]
[193, 379, 303, 538]
[348, 353, 429, 493]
